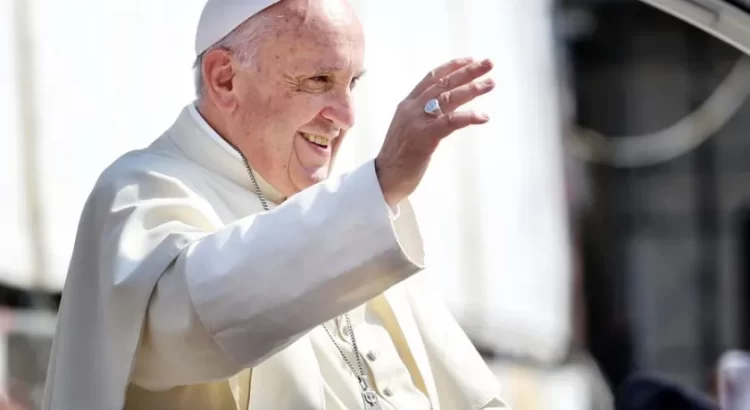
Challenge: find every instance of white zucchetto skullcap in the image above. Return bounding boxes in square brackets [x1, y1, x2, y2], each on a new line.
[195, 0, 280, 56]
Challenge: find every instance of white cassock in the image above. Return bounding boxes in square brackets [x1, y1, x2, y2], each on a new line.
[41, 103, 510, 410]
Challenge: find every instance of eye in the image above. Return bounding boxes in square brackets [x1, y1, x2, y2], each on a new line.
[300, 75, 332, 92]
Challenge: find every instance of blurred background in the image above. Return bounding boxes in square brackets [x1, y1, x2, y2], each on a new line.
[3, 0, 750, 408]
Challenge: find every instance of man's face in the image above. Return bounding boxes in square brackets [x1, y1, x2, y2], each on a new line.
[227, 0, 365, 198]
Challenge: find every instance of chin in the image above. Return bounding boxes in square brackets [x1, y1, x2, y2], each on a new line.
[292, 167, 330, 191]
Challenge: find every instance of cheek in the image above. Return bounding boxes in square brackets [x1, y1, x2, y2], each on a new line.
[285, 98, 329, 130]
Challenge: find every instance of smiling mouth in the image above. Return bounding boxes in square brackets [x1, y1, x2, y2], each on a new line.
[300, 132, 331, 149]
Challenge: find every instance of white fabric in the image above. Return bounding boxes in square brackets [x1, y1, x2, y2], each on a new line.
[187, 102, 241, 159]
[312, 304, 432, 410]
[194, 0, 280, 56]
[42, 105, 509, 410]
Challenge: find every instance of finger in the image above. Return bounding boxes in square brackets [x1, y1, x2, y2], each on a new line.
[438, 77, 495, 113]
[430, 111, 490, 138]
[407, 58, 474, 100]
[421, 58, 494, 101]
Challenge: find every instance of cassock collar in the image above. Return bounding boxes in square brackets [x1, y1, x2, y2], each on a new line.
[168, 103, 287, 205]
[187, 103, 243, 161]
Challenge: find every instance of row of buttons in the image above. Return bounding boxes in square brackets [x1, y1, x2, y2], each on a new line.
[363, 350, 395, 397]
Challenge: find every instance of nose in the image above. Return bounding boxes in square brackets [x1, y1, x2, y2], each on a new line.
[320, 88, 356, 130]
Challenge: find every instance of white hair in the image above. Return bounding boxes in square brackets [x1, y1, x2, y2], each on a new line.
[193, 14, 276, 101]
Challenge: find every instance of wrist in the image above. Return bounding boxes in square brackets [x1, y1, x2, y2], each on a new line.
[374, 158, 401, 208]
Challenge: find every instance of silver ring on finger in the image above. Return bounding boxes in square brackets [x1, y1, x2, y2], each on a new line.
[424, 98, 443, 117]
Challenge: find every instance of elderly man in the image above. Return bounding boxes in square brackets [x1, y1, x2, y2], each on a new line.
[42, 0, 507, 409]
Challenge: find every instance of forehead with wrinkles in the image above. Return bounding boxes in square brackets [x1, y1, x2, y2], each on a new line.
[252, 0, 363, 70]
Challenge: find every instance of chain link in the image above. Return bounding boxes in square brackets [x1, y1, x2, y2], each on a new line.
[322, 315, 368, 382]
[238, 154, 269, 212]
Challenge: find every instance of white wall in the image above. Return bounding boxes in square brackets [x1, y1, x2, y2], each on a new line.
[0, 0, 572, 362]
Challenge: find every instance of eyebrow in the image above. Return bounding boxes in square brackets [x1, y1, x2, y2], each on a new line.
[315, 67, 367, 78]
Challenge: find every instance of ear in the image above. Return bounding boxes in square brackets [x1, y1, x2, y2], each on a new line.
[201, 49, 237, 110]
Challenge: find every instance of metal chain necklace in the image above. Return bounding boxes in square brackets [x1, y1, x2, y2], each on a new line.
[235, 150, 382, 410]
[321, 315, 382, 410]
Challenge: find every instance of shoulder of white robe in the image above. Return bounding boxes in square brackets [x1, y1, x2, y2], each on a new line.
[44, 149, 217, 409]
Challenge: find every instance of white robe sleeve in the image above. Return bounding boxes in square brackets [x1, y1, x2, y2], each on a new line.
[129, 159, 425, 389]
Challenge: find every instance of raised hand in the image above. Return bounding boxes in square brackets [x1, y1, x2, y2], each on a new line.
[375, 58, 495, 207]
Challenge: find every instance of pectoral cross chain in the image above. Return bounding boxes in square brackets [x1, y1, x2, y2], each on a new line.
[359, 376, 382, 410]
[322, 315, 384, 410]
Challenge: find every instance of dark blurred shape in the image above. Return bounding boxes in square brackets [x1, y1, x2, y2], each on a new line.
[615, 374, 718, 410]
[0, 283, 60, 311]
[738, 209, 750, 350]
[579, 212, 634, 390]
[728, 0, 750, 12]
